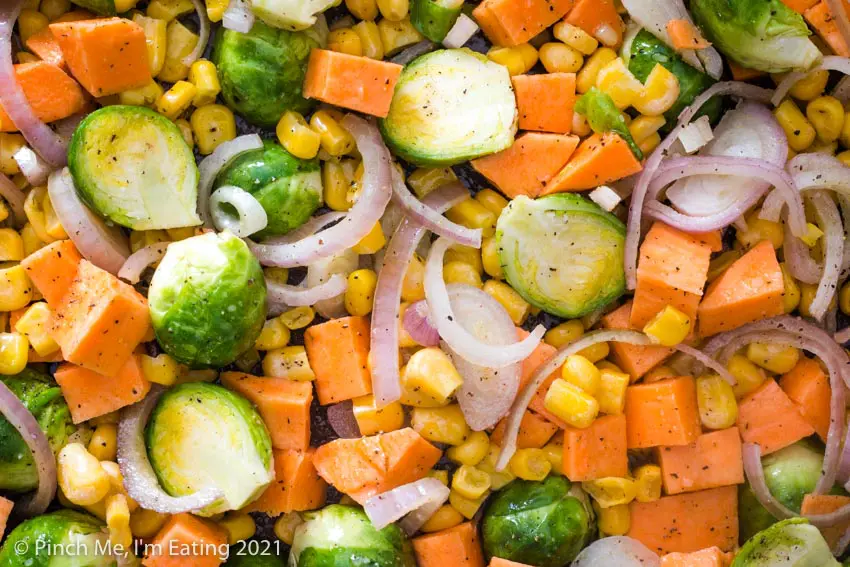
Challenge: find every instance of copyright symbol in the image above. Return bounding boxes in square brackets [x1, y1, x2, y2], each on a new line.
[14, 540, 27, 555]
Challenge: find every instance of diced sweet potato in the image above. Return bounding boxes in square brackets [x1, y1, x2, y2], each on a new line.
[491, 410, 558, 449]
[657, 428, 744, 495]
[304, 315, 372, 405]
[779, 358, 831, 441]
[0, 61, 86, 131]
[565, 0, 624, 47]
[562, 414, 628, 481]
[780, 0, 820, 12]
[542, 132, 643, 194]
[472, 0, 575, 47]
[0, 496, 12, 540]
[142, 513, 227, 567]
[247, 449, 327, 516]
[805, 1, 850, 57]
[625, 377, 701, 449]
[660, 547, 733, 567]
[512, 73, 576, 134]
[25, 28, 66, 68]
[21, 240, 82, 306]
[800, 494, 850, 550]
[737, 379, 814, 455]
[600, 301, 674, 381]
[413, 522, 485, 567]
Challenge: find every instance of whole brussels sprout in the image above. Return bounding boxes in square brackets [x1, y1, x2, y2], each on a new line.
[289, 505, 416, 566]
[149, 232, 266, 367]
[214, 141, 322, 239]
[0, 369, 74, 492]
[213, 21, 322, 127]
[482, 476, 595, 567]
[732, 518, 839, 566]
[146, 382, 274, 517]
[0, 510, 118, 566]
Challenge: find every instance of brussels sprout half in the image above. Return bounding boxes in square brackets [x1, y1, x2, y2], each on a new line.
[289, 505, 417, 567]
[495, 194, 626, 319]
[0, 510, 115, 566]
[732, 518, 840, 566]
[213, 141, 322, 239]
[0, 369, 74, 492]
[252, 0, 341, 30]
[70, 0, 115, 15]
[575, 88, 642, 159]
[146, 382, 274, 517]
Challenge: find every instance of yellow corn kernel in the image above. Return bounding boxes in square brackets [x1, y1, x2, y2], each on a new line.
[158, 20, 198, 82]
[509, 448, 552, 481]
[105, 493, 132, 549]
[147, 0, 195, 20]
[636, 132, 661, 154]
[596, 361, 623, 374]
[746, 342, 800, 374]
[0, 133, 26, 176]
[353, 20, 385, 60]
[21, 224, 45, 257]
[483, 280, 530, 325]
[449, 488, 489, 519]
[378, 17, 423, 55]
[696, 374, 738, 430]
[351, 223, 387, 256]
[841, 111, 850, 149]
[0, 201, 9, 225]
[0, 264, 33, 312]
[577, 47, 618, 94]
[267, 265, 292, 287]
[477, 444, 516, 489]
[24, 186, 54, 244]
[401, 347, 463, 406]
[255, 317, 292, 351]
[578, 340, 609, 363]
[310, 110, 356, 157]
[560, 354, 601, 396]
[377, 0, 409, 20]
[552, 21, 598, 54]
[541, 437, 564, 475]
[13, 301, 56, 356]
[277, 111, 321, 160]
[538, 42, 583, 73]
[279, 306, 315, 330]
[130, 508, 168, 539]
[129, 229, 168, 253]
[799, 281, 836, 318]
[446, 198, 497, 237]
[43, 189, 67, 240]
[0, 332, 28, 375]
[40, 0, 70, 20]
[779, 263, 802, 315]
[444, 244, 483, 274]
[790, 69, 829, 101]
[421, 504, 464, 533]
[596, 58, 644, 109]
[544, 378, 599, 428]
[474, 189, 508, 216]
[839, 280, 850, 317]
[273, 512, 303, 545]
[140, 353, 181, 386]
[633, 464, 661, 503]
[328, 28, 363, 56]
[155, 80, 197, 120]
[799, 222, 823, 248]
[642, 304, 691, 346]
[407, 167, 457, 198]
[488, 44, 538, 76]
[728, 354, 767, 398]
[401, 253, 426, 302]
[633, 63, 680, 116]
[345, 268, 378, 317]
[775, 99, 816, 152]
[629, 115, 666, 144]
[806, 95, 845, 143]
[398, 306, 419, 348]
[353, 394, 405, 435]
[545, 320, 584, 348]
[18, 9, 48, 43]
[86, 424, 118, 463]
[583, 476, 637, 508]
[346, 0, 379, 19]
[118, 80, 164, 107]
[204, 0, 228, 21]
[452, 464, 491, 499]
[839, 149, 850, 166]
[262, 346, 316, 381]
[322, 159, 355, 212]
[190, 104, 236, 155]
[481, 236, 504, 280]
[596, 368, 630, 415]
[0, 229, 24, 262]
[428, 468, 449, 485]
[133, 14, 168, 77]
[57, 443, 111, 506]
[219, 513, 256, 545]
[186, 60, 221, 108]
[446, 431, 490, 466]
[443, 260, 482, 288]
[596, 502, 630, 535]
[736, 210, 784, 249]
[411, 404, 470, 445]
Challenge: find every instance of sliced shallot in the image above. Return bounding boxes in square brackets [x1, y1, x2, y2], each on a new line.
[326, 400, 360, 439]
[118, 242, 170, 284]
[266, 273, 347, 311]
[364, 478, 450, 531]
[209, 185, 269, 237]
[182, 0, 211, 66]
[402, 300, 440, 347]
[773, 56, 850, 106]
[223, 0, 254, 33]
[0, 171, 26, 223]
[572, 536, 661, 567]
[13, 146, 52, 187]
[198, 134, 263, 228]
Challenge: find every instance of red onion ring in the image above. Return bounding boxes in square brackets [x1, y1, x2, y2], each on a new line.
[248, 116, 393, 268]
[266, 273, 347, 311]
[198, 134, 264, 229]
[118, 242, 170, 284]
[13, 146, 52, 187]
[262, 212, 346, 245]
[806, 191, 843, 321]
[402, 300, 440, 347]
[326, 400, 360, 439]
[774, 56, 850, 106]
[117, 387, 225, 514]
[784, 221, 822, 285]
[0, 1, 68, 167]
[398, 482, 451, 535]
[0, 171, 26, 224]
[370, 183, 469, 407]
[365, 478, 450, 531]
[182, 0, 210, 66]
[670, 343, 736, 385]
[838, 422, 850, 484]
[0, 380, 56, 518]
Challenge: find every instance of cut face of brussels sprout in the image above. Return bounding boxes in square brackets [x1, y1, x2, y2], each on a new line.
[380, 49, 518, 166]
[496, 194, 626, 318]
[732, 518, 840, 566]
[290, 505, 417, 567]
[0, 510, 115, 566]
[68, 105, 201, 231]
[251, 0, 340, 30]
[482, 476, 595, 567]
[148, 232, 267, 368]
[214, 141, 322, 239]
[146, 382, 274, 517]
[690, 0, 820, 73]
[575, 88, 642, 159]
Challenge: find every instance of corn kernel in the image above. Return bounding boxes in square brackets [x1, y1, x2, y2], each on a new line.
[377, 0, 409, 20]
[378, 17, 422, 55]
[560, 354, 601, 395]
[642, 304, 691, 346]
[86, 424, 118, 463]
[509, 448, 552, 481]
[780, 263, 801, 314]
[345, 268, 378, 317]
[806, 95, 845, 143]
[140, 353, 181, 386]
[129, 229, 168, 253]
[401, 347, 463, 406]
[728, 354, 767, 398]
[219, 513, 256, 544]
[0, 134, 26, 176]
[118, 80, 164, 107]
[188, 59, 221, 107]
[328, 28, 363, 56]
[545, 320, 584, 348]
[481, 236, 504, 280]
[407, 167, 457, 198]
[444, 244, 483, 274]
[578, 340, 609, 363]
[544, 379, 599, 428]
[472, 190, 506, 218]
[158, 20, 198, 83]
[262, 345, 315, 381]
[788, 69, 829, 101]
[841, 112, 850, 149]
[799, 222, 824, 248]
[255, 317, 291, 351]
[421, 504, 464, 532]
[352, 20, 385, 60]
[775, 99, 816, 152]
[18, 9, 48, 43]
[746, 342, 800, 374]
[799, 281, 836, 318]
[596, 502, 630, 535]
[633, 464, 662, 503]
[155, 80, 197, 120]
[629, 115, 666, 144]
[443, 260, 483, 288]
[411, 404, 469, 445]
[353, 394, 405, 435]
[446, 198, 496, 237]
[309, 111, 355, 158]
[577, 47, 618, 94]
[273, 512, 303, 545]
[596, 368, 629, 415]
[428, 469, 449, 485]
[596, 58, 644, 109]
[12, 301, 56, 356]
[541, 436, 564, 475]
[446, 431, 490, 466]
[0, 229, 24, 262]
[346, 0, 378, 20]
[57, 443, 111, 506]
[451, 465, 491, 499]
[488, 44, 538, 76]
[147, 0, 194, 20]
[736, 210, 784, 249]
[204, 0, 228, 21]
[279, 306, 315, 330]
[538, 42, 583, 73]
[449, 489, 489, 519]
[552, 21, 598, 54]
[401, 253, 426, 302]
[190, 104, 236, 155]
[132, 14, 168, 78]
[583, 476, 636, 508]
[277, 111, 321, 160]
[477, 444, 516, 489]
[322, 159, 355, 212]
[696, 374, 738, 430]
[0, 265, 32, 312]
[130, 508, 168, 539]
[633, 63, 680, 116]
[483, 279, 530, 325]
[104, 493, 132, 549]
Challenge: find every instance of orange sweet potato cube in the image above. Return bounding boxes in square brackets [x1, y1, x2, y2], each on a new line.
[625, 377, 701, 449]
[737, 379, 815, 455]
[304, 315, 372, 405]
[413, 522, 485, 567]
[142, 513, 227, 567]
[0, 61, 86, 131]
[21, 239, 82, 306]
[657, 428, 744, 495]
[562, 414, 628, 481]
[541, 132, 643, 193]
[490, 410, 558, 449]
[600, 301, 674, 381]
[800, 494, 850, 550]
[473, 0, 575, 46]
[660, 547, 733, 567]
[512, 73, 576, 134]
[779, 357, 831, 441]
[0, 496, 12, 540]
[248, 449, 327, 516]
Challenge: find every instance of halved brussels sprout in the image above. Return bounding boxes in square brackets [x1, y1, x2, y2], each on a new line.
[70, 0, 115, 14]
[411, 0, 464, 42]
[575, 88, 642, 159]
[68, 105, 201, 231]
[146, 382, 274, 517]
[252, 0, 340, 30]
[732, 518, 840, 566]
[213, 140, 322, 239]
[496, 194, 626, 318]
[0, 510, 116, 566]
[380, 49, 518, 166]
[482, 476, 595, 567]
[290, 505, 417, 567]
[148, 232, 267, 368]
[0, 369, 74, 493]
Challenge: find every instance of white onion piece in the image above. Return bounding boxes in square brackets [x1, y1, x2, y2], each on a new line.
[267, 273, 347, 310]
[365, 478, 450, 531]
[198, 134, 263, 228]
[223, 0, 254, 32]
[13, 146, 52, 187]
[806, 192, 843, 321]
[182, 0, 210, 66]
[403, 300, 440, 347]
[774, 56, 850, 106]
[248, 115, 393, 267]
[425, 237, 544, 368]
[0, 379, 56, 518]
[118, 387, 225, 514]
[443, 284, 523, 431]
[443, 13, 479, 48]
[572, 536, 661, 567]
[371, 183, 470, 407]
[326, 400, 360, 439]
[47, 168, 130, 275]
[390, 40, 436, 65]
[588, 186, 622, 212]
[210, 185, 269, 237]
[398, 490, 449, 535]
[678, 115, 714, 154]
[118, 242, 170, 284]
[783, 221, 822, 285]
[496, 329, 651, 470]
[0, 171, 26, 223]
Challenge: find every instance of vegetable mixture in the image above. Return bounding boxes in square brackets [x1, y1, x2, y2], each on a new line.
[6, 0, 850, 565]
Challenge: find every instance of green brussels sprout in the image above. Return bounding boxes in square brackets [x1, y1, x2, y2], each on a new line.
[411, 0, 464, 42]
[213, 140, 322, 239]
[690, 0, 820, 73]
[213, 21, 321, 127]
[482, 476, 595, 567]
[626, 29, 722, 131]
[0, 369, 74, 492]
[290, 505, 417, 566]
[149, 232, 267, 368]
[0, 510, 118, 566]
[252, 0, 340, 30]
[574, 87, 642, 159]
[732, 518, 840, 566]
[495, 194, 626, 319]
[146, 382, 274, 517]
[70, 0, 115, 14]
[226, 554, 287, 567]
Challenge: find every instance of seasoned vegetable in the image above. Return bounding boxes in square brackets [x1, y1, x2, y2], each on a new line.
[213, 21, 322, 127]
[0, 510, 116, 566]
[574, 87, 642, 159]
[148, 232, 267, 368]
[68, 106, 200, 231]
[732, 518, 840, 566]
[690, 0, 820, 73]
[0, 369, 74, 493]
[213, 141, 322, 238]
[290, 505, 417, 566]
[411, 0, 464, 42]
[481, 476, 595, 566]
[146, 382, 274, 516]
[496, 194, 626, 318]
[380, 49, 518, 166]
[252, 0, 340, 31]
[69, 0, 115, 15]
